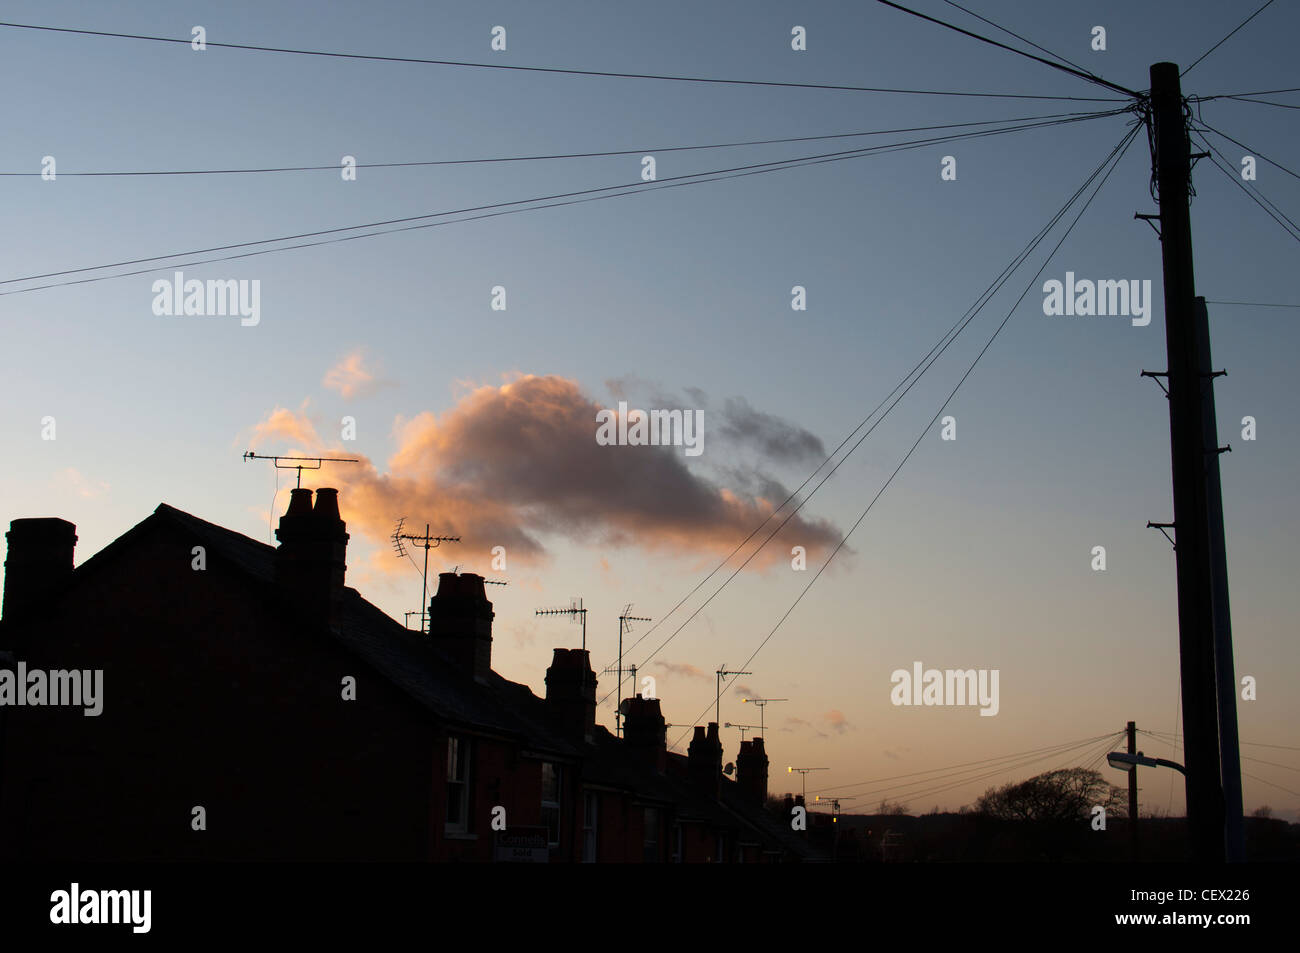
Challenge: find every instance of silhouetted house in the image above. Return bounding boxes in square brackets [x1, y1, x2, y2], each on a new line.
[0, 490, 817, 862]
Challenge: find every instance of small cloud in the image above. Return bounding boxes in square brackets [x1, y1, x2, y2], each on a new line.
[56, 467, 109, 499]
[323, 350, 390, 399]
[244, 401, 321, 448]
[510, 620, 539, 650]
[734, 683, 760, 700]
[656, 661, 709, 681]
[822, 709, 852, 734]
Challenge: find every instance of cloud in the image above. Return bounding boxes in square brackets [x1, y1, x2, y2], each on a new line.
[323, 351, 390, 399]
[602, 380, 826, 466]
[247, 374, 842, 574]
[717, 396, 826, 463]
[245, 402, 321, 447]
[822, 709, 852, 734]
[734, 683, 760, 700]
[655, 661, 709, 681]
[55, 467, 109, 499]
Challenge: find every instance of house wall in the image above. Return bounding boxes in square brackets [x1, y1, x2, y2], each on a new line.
[0, 521, 435, 861]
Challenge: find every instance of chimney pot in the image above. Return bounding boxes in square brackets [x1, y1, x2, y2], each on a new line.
[274, 487, 348, 628]
[428, 572, 494, 680]
[2, 518, 77, 623]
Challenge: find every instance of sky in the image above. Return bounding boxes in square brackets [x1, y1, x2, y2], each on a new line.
[2, 0, 1297, 820]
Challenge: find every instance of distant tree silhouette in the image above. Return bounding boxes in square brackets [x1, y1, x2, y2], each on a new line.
[877, 799, 910, 815]
[1252, 805, 1273, 819]
[976, 768, 1124, 823]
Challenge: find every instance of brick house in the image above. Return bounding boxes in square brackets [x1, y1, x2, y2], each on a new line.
[0, 488, 817, 862]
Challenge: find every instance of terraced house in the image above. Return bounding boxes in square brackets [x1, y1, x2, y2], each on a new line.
[0, 487, 818, 862]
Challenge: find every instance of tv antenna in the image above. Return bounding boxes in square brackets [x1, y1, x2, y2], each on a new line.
[715, 665, 752, 729]
[392, 517, 461, 634]
[242, 450, 359, 488]
[739, 697, 788, 736]
[536, 598, 587, 651]
[814, 794, 856, 822]
[613, 606, 651, 737]
[724, 722, 762, 742]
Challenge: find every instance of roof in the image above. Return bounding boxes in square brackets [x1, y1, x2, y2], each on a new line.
[17, 501, 813, 858]
[60, 503, 581, 757]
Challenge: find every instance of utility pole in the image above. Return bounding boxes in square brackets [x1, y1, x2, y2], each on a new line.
[1195, 296, 1245, 862]
[1147, 62, 1224, 862]
[616, 607, 650, 737]
[1127, 721, 1139, 859]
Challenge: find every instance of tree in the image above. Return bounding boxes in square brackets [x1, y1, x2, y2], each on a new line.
[1252, 805, 1273, 819]
[975, 768, 1124, 823]
[877, 799, 910, 815]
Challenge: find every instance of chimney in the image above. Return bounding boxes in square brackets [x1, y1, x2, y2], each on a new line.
[736, 737, 769, 806]
[687, 722, 723, 797]
[544, 648, 596, 743]
[622, 696, 668, 773]
[2, 518, 77, 623]
[274, 487, 349, 627]
[427, 572, 494, 681]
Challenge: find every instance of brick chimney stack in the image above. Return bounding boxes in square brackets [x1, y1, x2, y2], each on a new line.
[622, 696, 668, 773]
[545, 648, 596, 743]
[274, 487, 349, 628]
[427, 572, 494, 681]
[2, 518, 77, 624]
[687, 722, 723, 798]
[736, 737, 769, 806]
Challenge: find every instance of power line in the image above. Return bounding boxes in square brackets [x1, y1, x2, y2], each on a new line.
[2, 110, 1125, 296]
[0, 110, 1106, 178]
[603, 115, 1136, 702]
[1204, 300, 1300, 310]
[1224, 95, 1300, 111]
[1243, 773, 1300, 798]
[1143, 731, 1300, 795]
[1191, 130, 1300, 243]
[941, 0, 1092, 76]
[838, 732, 1126, 812]
[1194, 120, 1300, 181]
[0, 20, 1127, 102]
[1195, 87, 1300, 101]
[809, 732, 1119, 796]
[873, 0, 1140, 98]
[672, 123, 1142, 746]
[1182, 0, 1278, 77]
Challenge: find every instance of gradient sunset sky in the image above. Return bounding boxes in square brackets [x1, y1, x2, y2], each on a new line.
[3, 0, 1297, 819]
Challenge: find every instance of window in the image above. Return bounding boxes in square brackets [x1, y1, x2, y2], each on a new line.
[643, 807, 660, 862]
[541, 762, 562, 847]
[445, 735, 471, 833]
[583, 793, 598, 862]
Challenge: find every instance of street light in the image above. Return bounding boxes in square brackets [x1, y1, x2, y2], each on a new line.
[1107, 750, 1187, 776]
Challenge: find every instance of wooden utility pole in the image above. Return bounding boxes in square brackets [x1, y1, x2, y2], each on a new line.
[1148, 62, 1224, 862]
[1127, 721, 1139, 859]
[1195, 296, 1245, 861]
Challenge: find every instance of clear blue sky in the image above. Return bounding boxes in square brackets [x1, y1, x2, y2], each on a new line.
[2, 0, 1296, 818]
